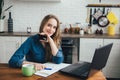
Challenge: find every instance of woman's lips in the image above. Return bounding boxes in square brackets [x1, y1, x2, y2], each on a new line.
[47, 31, 53, 36]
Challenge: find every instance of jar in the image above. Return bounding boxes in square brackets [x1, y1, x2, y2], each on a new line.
[108, 24, 115, 35]
[27, 27, 31, 33]
[80, 28, 84, 35]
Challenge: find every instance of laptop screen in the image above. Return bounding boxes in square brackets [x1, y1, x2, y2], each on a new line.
[90, 43, 113, 70]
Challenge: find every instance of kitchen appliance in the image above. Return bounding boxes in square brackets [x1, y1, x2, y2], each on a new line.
[61, 38, 79, 64]
[97, 16, 109, 27]
[97, 7, 109, 27]
[93, 8, 109, 27]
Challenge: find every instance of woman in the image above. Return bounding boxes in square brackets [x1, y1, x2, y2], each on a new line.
[9, 14, 64, 70]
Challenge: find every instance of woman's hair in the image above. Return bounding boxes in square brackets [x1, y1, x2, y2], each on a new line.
[39, 14, 61, 61]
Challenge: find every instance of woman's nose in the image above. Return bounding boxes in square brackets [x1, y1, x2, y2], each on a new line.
[49, 26, 54, 31]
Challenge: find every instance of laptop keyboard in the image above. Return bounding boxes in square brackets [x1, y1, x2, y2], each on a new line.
[69, 62, 91, 75]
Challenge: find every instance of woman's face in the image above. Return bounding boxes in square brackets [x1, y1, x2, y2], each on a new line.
[43, 18, 57, 36]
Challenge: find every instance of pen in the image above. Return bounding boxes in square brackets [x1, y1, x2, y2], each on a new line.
[44, 68, 52, 70]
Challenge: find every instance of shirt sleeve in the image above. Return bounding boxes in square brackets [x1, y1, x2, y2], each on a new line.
[8, 37, 32, 68]
[52, 47, 64, 64]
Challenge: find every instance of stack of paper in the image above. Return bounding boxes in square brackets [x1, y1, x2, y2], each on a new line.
[34, 62, 70, 77]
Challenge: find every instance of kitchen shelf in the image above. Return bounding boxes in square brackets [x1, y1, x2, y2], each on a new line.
[17, 0, 61, 2]
[86, 4, 120, 8]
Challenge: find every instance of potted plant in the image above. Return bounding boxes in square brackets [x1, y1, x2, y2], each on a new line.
[0, 0, 13, 32]
[0, 0, 4, 19]
[0, 0, 4, 32]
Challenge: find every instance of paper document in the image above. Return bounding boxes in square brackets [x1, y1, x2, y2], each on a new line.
[34, 62, 70, 77]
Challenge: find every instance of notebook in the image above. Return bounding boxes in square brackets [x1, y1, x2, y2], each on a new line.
[59, 43, 113, 78]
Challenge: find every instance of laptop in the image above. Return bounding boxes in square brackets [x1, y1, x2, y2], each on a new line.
[59, 43, 113, 78]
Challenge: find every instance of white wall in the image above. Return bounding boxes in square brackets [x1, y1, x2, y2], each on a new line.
[3, 0, 120, 33]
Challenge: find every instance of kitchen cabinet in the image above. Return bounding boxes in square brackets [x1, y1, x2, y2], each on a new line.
[21, 36, 28, 43]
[103, 39, 120, 78]
[79, 38, 103, 62]
[0, 32, 120, 78]
[62, 38, 79, 64]
[0, 36, 21, 63]
[79, 38, 120, 78]
[0, 36, 29, 63]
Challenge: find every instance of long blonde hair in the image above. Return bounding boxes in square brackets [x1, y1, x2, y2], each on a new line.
[39, 14, 61, 61]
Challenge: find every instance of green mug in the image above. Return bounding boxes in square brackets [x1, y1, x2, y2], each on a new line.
[22, 64, 35, 77]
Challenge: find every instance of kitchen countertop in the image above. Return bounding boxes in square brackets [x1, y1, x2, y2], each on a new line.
[61, 33, 120, 39]
[0, 32, 37, 36]
[0, 32, 120, 39]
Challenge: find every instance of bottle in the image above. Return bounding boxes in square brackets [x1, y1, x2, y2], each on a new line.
[69, 24, 74, 34]
[88, 26, 92, 34]
[8, 12, 13, 32]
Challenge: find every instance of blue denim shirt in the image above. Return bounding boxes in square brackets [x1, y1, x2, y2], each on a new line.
[9, 34, 64, 68]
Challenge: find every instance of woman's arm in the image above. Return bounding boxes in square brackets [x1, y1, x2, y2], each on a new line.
[47, 36, 64, 64]
[52, 47, 64, 64]
[9, 35, 47, 70]
[48, 36, 58, 56]
[8, 37, 32, 68]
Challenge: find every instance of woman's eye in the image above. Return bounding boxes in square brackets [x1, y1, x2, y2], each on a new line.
[53, 26, 57, 29]
[47, 23, 57, 29]
[48, 23, 52, 27]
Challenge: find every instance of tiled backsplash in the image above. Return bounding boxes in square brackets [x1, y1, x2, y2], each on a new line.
[3, 0, 120, 34]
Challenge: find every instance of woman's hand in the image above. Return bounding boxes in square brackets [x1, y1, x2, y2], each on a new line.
[39, 33, 49, 42]
[22, 61, 46, 71]
[39, 32, 58, 56]
[33, 63, 45, 71]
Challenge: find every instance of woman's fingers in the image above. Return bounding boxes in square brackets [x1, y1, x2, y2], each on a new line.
[34, 63, 45, 71]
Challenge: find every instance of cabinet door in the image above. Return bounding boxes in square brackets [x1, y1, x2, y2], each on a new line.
[21, 37, 28, 44]
[0, 36, 21, 63]
[103, 39, 120, 78]
[79, 38, 103, 62]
